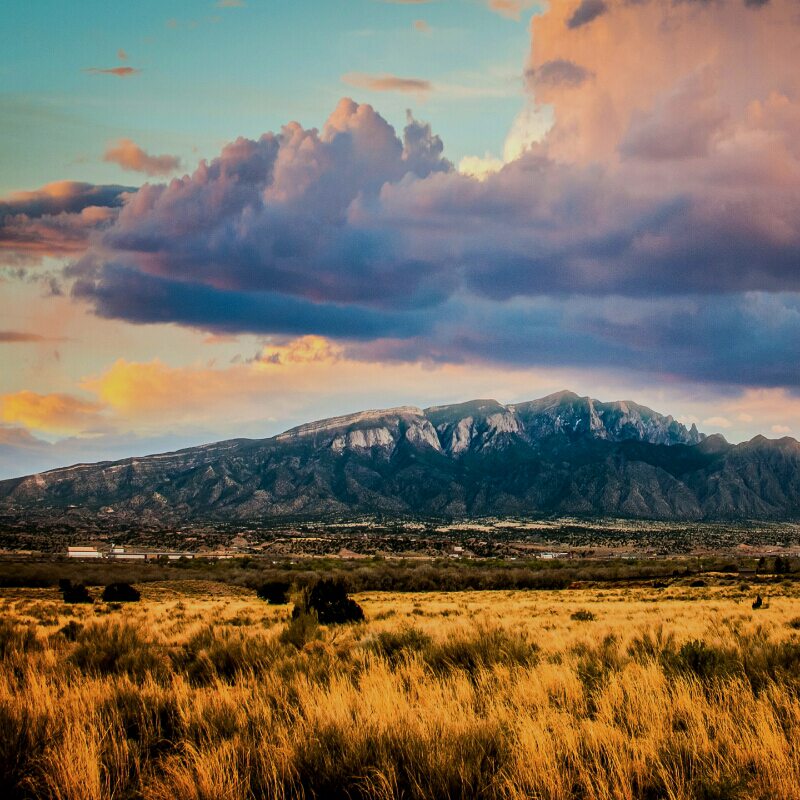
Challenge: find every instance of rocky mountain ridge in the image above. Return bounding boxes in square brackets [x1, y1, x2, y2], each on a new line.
[1, 391, 798, 524]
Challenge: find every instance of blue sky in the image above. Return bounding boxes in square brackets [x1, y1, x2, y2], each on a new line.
[0, 0, 530, 193]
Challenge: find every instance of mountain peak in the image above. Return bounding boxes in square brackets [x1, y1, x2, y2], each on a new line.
[4, 390, 800, 524]
[277, 406, 423, 441]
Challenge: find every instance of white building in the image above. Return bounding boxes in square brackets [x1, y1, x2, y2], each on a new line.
[67, 545, 103, 559]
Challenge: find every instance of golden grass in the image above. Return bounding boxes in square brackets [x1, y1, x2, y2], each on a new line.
[1, 580, 800, 799]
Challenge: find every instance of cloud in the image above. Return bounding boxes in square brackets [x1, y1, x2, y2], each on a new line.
[702, 416, 733, 429]
[254, 335, 343, 366]
[0, 331, 51, 343]
[620, 67, 729, 160]
[0, 182, 131, 217]
[10, 0, 793, 397]
[117, 49, 128, 61]
[0, 182, 130, 264]
[0, 390, 106, 435]
[772, 424, 791, 434]
[487, 1, 537, 20]
[527, 59, 592, 90]
[566, 0, 607, 29]
[458, 153, 505, 180]
[103, 139, 182, 176]
[342, 73, 432, 94]
[413, 19, 430, 33]
[84, 66, 140, 77]
[216, 0, 246, 6]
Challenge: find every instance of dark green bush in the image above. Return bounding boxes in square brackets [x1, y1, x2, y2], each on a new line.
[102, 582, 141, 602]
[60, 579, 92, 604]
[256, 580, 291, 605]
[571, 609, 595, 622]
[294, 579, 364, 625]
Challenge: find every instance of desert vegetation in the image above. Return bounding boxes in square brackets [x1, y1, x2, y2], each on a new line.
[1, 578, 800, 799]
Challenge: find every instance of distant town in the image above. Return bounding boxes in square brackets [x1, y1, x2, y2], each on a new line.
[66, 544, 237, 561]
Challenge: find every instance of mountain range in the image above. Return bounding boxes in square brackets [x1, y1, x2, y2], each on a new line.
[2, 390, 800, 524]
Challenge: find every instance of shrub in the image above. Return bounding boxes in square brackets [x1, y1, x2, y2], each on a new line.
[279, 612, 321, 649]
[0, 619, 40, 659]
[256, 580, 291, 605]
[102, 582, 141, 602]
[60, 579, 92, 604]
[628, 625, 676, 663]
[58, 620, 83, 641]
[294, 579, 364, 624]
[787, 617, 800, 630]
[424, 625, 539, 674]
[69, 620, 169, 680]
[175, 625, 276, 684]
[672, 639, 738, 681]
[571, 609, 595, 622]
[366, 626, 432, 665]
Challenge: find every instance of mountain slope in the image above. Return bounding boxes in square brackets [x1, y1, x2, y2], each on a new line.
[1, 391, 799, 524]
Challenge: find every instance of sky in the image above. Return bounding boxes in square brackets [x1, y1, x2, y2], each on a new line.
[1, 0, 799, 478]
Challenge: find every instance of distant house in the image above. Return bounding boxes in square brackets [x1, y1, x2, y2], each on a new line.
[67, 545, 103, 559]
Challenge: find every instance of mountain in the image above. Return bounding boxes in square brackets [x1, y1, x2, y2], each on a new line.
[1, 390, 799, 524]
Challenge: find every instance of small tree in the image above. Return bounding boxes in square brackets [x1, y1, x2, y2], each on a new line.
[60, 579, 92, 604]
[102, 582, 141, 602]
[293, 578, 364, 624]
[256, 580, 291, 605]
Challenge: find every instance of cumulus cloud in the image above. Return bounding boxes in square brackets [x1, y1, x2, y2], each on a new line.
[8, 0, 793, 395]
[0, 182, 130, 264]
[342, 73, 432, 94]
[104, 139, 182, 176]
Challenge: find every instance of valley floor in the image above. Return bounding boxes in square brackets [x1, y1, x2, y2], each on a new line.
[2, 581, 800, 799]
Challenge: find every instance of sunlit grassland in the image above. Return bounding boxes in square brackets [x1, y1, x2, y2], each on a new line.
[2, 579, 800, 799]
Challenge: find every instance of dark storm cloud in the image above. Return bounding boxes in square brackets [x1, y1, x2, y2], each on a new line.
[567, 0, 608, 28]
[0, 182, 132, 264]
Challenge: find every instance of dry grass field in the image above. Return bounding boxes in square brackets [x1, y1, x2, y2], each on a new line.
[2, 578, 800, 799]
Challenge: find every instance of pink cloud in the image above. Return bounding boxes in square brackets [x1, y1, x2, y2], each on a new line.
[84, 66, 140, 77]
[342, 72, 432, 94]
[103, 139, 182, 176]
[0, 182, 129, 264]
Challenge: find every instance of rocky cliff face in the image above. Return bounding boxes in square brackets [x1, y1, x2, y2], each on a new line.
[1, 391, 798, 524]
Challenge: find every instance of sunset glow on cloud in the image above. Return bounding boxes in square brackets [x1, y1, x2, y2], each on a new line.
[1, 0, 799, 477]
